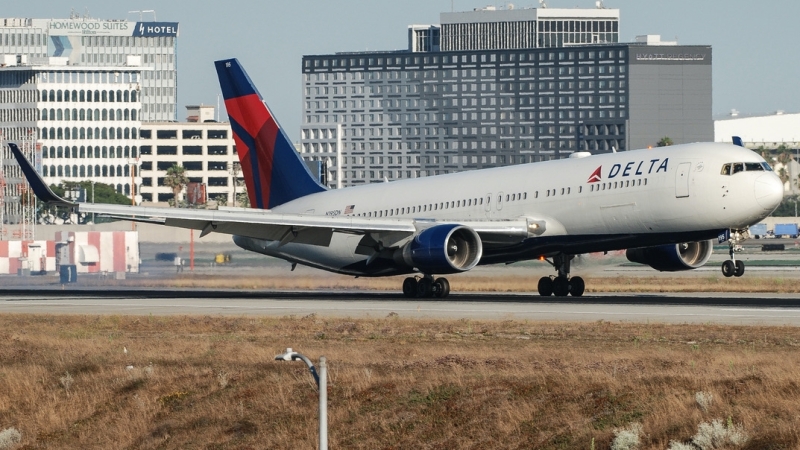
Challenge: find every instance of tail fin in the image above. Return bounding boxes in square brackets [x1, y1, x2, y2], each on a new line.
[215, 58, 326, 209]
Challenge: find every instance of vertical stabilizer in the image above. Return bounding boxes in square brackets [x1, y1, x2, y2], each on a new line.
[215, 58, 326, 209]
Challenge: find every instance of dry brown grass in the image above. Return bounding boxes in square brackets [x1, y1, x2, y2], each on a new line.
[1, 314, 800, 449]
[71, 273, 800, 293]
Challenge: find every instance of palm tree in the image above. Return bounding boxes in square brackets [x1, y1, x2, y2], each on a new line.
[656, 136, 673, 147]
[757, 146, 775, 166]
[164, 165, 189, 207]
[775, 144, 794, 191]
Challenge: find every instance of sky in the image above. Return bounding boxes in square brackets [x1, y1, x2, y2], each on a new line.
[4, 0, 800, 140]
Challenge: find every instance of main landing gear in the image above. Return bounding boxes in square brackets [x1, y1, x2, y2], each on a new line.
[537, 253, 585, 297]
[721, 229, 746, 278]
[402, 275, 451, 298]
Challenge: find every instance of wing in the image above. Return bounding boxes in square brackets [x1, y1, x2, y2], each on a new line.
[8, 142, 558, 249]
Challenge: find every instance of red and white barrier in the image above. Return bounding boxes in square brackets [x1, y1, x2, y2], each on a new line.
[0, 240, 56, 274]
[54, 231, 139, 273]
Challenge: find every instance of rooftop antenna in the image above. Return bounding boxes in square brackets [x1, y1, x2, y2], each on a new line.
[128, 10, 157, 21]
[596, 0, 606, 9]
[539, 0, 547, 8]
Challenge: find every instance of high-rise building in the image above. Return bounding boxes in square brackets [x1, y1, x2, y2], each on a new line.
[300, 6, 711, 188]
[0, 15, 178, 121]
[0, 58, 143, 227]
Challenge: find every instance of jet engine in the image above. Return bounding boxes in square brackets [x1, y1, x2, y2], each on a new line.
[396, 224, 483, 274]
[625, 240, 713, 272]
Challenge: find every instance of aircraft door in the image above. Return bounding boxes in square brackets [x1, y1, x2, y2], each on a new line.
[675, 162, 691, 198]
[496, 192, 504, 211]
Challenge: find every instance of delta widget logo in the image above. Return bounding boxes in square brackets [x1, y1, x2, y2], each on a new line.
[587, 166, 602, 183]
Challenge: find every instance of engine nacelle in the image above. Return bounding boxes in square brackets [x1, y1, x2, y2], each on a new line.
[626, 240, 713, 272]
[397, 224, 483, 274]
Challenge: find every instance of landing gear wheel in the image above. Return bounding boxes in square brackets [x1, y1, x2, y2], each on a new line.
[721, 260, 735, 278]
[569, 276, 585, 297]
[553, 277, 570, 297]
[417, 278, 433, 298]
[734, 260, 745, 277]
[402, 277, 418, 298]
[538, 277, 553, 297]
[433, 278, 450, 298]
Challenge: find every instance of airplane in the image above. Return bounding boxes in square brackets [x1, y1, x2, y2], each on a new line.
[8, 58, 784, 298]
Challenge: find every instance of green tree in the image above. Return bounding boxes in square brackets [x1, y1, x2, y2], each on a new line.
[164, 165, 189, 207]
[656, 136, 673, 147]
[46, 181, 131, 224]
[50, 181, 131, 205]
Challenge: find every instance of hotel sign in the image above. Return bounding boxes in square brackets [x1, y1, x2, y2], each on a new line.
[45, 19, 178, 37]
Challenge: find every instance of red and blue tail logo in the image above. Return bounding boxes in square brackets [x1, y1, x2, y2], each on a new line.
[215, 58, 325, 209]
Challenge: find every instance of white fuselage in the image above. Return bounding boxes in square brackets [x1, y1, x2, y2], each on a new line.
[238, 143, 783, 275]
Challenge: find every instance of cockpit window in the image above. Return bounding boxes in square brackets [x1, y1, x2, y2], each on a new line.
[722, 161, 773, 175]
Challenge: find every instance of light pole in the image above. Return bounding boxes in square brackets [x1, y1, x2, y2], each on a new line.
[91, 180, 95, 224]
[275, 348, 327, 450]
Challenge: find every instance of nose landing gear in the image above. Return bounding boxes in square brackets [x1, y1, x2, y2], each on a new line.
[537, 253, 585, 297]
[721, 229, 747, 278]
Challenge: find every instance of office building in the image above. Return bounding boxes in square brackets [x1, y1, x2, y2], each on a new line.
[138, 106, 241, 205]
[300, 6, 711, 188]
[0, 58, 143, 228]
[0, 15, 178, 122]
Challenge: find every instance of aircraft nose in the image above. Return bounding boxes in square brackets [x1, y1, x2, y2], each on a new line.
[754, 173, 783, 210]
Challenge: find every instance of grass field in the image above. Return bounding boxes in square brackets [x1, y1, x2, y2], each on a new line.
[1, 314, 799, 449]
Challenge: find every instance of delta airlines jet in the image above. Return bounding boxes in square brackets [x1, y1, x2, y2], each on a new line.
[8, 58, 783, 298]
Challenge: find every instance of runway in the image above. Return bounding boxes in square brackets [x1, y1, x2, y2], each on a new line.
[2, 288, 800, 325]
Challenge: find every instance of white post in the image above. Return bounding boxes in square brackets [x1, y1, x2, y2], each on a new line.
[336, 124, 342, 190]
[319, 356, 328, 450]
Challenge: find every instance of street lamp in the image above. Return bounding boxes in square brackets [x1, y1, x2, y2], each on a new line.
[275, 348, 327, 450]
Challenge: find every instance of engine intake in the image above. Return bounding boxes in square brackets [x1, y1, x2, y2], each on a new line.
[397, 224, 483, 274]
[626, 240, 713, 272]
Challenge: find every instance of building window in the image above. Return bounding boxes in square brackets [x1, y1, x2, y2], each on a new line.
[208, 129, 227, 139]
[156, 130, 178, 139]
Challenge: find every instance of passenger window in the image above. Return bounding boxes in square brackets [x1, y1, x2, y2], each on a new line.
[721, 164, 731, 175]
[732, 163, 744, 174]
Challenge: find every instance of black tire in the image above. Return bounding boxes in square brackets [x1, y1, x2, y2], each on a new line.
[721, 260, 735, 277]
[402, 277, 418, 298]
[553, 277, 570, 297]
[734, 260, 745, 277]
[433, 278, 450, 298]
[537, 277, 553, 296]
[569, 276, 585, 297]
[417, 278, 433, 298]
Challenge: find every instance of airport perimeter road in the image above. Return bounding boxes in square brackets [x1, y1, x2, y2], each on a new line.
[1, 289, 800, 325]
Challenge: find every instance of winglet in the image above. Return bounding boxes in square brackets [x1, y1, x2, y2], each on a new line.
[732, 136, 744, 147]
[7, 143, 75, 206]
